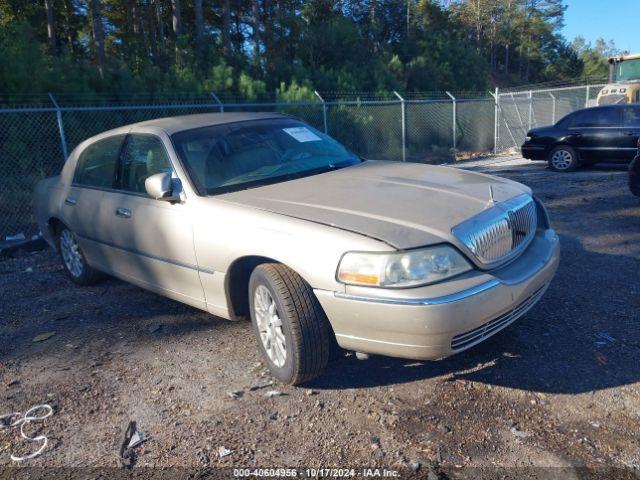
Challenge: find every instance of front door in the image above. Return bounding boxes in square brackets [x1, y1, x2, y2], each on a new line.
[103, 133, 206, 309]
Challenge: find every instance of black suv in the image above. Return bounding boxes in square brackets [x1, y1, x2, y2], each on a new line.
[522, 105, 640, 172]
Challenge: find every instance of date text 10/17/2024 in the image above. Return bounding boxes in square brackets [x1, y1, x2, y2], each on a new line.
[233, 468, 400, 478]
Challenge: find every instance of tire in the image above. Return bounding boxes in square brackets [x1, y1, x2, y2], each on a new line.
[249, 263, 332, 385]
[57, 225, 103, 286]
[548, 145, 579, 172]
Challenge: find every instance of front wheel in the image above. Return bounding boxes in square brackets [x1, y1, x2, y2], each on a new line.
[249, 263, 332, 385]
[58, 226, 103, 285]
[548, 145, 579, 172]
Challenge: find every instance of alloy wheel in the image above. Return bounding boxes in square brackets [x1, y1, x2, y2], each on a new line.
[60, 229, 83, 278]
[551, 149, 573, 171]
[254, 285, 287, 367]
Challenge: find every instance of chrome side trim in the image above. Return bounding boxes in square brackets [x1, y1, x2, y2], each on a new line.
[333, 279, 501, 306]
[577, 147, 638, 151]
[76, 233, 216, 274]
[334, 333, 427, 349]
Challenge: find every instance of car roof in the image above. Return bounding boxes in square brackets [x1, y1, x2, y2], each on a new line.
[127, 111, 290, 135]
[568, 104, 636, 115]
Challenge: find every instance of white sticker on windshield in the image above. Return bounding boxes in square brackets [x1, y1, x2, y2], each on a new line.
[283, 127, 322, 142]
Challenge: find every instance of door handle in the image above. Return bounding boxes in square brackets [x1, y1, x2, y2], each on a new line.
[624, 131, 636, 136]
[115, 207, 131, 218]
[65, 197, 77, 206]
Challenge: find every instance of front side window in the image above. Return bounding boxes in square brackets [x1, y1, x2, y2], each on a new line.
[117, 134, 172, 194]
[171, 118, 361, 195]
[74, 135, 124, 188]
[569, 108, 621, 128]
[615, 58, 640, 82]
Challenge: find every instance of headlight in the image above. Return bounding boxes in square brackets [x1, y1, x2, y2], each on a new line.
[337, 245, 472, 288]
[525, 136, 532, 142]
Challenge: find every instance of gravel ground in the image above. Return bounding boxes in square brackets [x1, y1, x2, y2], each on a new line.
[1, 155, 639, 479]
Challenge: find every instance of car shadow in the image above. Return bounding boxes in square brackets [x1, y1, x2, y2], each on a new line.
[583, 163, 630, 172]
[308, 234, 640, 394]
[0, 262, 238, 362]
[3, 235, 637, 396]
[466, 158, 630, 172]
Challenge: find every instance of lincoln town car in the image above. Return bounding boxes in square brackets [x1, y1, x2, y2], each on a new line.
[34, 113, 560, 384]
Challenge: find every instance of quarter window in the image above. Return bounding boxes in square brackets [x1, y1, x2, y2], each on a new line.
[74, 135, 124, 188]
[117, 135, 172, 194]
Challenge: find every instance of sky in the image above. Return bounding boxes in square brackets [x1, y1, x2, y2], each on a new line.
[562, 0, 635, 53]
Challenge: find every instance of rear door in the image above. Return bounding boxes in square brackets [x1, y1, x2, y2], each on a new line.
[103, 133, 206, 309]
[621, 106, 640, 160]
[567, 107, 623, 162]
[65, 135, 125, 270]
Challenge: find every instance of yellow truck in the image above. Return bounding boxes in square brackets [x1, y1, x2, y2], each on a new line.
[597, 53, 640, 105]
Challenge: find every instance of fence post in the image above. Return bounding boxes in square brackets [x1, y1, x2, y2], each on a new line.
[210, 91, 224, 112]
[492, 87, 499, 154]
[585, 85, 591, 108]
[48, 93, 69, 162]
[528, 90, 533, 131]
[393, 91, 406, 162]
[446, 91, 457, 159]
[314, 90, 328, 134]
[549, 92, 557, 124]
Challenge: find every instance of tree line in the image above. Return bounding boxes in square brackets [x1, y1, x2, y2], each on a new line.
[0, 0, 619, 101]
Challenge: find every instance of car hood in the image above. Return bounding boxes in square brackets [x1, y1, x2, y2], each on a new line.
[528, 125, 556, 137]
[218, 160, 531, 250]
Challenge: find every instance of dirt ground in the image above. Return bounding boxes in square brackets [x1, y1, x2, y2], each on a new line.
[1, 155, 639, 479]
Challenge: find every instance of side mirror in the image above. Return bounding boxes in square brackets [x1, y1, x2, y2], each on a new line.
[145, 172, 180, 202]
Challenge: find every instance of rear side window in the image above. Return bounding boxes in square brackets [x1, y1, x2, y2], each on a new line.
[569, 108, 621, 128]
[623, 107, 640, 127]
[74, 135, 124, 188]
[117, 134, 172, 194]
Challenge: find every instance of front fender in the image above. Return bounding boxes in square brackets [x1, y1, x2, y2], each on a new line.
[191, 198, 392, 317]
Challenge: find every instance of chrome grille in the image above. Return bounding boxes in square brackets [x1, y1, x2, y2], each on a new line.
[452, 194, 537, 267]
[451, 285, 548, 351]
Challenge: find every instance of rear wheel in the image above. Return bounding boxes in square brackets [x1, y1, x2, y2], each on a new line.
[548, 145, 579, 172]
[249, 263, 332, 385]
[58, 226, 102, 285]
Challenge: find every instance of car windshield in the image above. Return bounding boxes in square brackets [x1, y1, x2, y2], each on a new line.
[171, 118, 361, 195]
[615, 58, 640, 82]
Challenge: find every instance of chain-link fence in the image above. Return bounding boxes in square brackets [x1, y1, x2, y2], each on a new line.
[0, 82, 606, 239]
[496, 84, 605, 151]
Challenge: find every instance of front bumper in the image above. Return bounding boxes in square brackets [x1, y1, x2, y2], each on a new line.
[521, 145, 547, 160]
[314, 229, 560, 360]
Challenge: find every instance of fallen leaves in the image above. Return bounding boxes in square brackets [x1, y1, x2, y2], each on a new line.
[32, 332, 55, 343]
